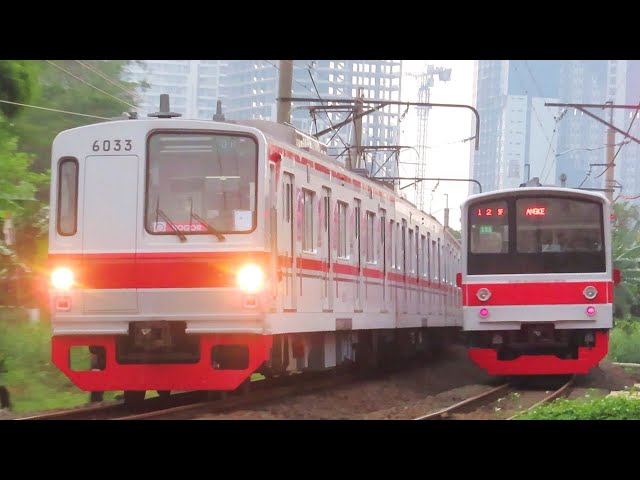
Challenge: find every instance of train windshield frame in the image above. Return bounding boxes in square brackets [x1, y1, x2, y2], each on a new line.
[467, 194, 606, 275]
[144, 131, 259, 236]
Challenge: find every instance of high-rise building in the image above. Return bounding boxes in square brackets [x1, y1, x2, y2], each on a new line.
[470, 60, 612, 194]
[220, 60, 403, 174]
[125, 60, 224, 119]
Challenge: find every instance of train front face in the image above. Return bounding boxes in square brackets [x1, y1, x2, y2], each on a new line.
[48, 119, 273, 392]
[461, 188, 613, 375]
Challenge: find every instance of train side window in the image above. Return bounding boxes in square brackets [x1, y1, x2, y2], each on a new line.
[57, 157, 79, 236]
[421, 235, 427, 279]
[302, 189, 315, 252]
[437, 238, 441, 283]
[431, 239, 437, 283]
[338, 201, 348, 258]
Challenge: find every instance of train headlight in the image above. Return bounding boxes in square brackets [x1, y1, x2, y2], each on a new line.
[476, 288, 491, 302]
[583, 286, 598, 300]
[586, 306, 596, 316]
[237, 264, 264, 293]
[51, 267, 74, 290]
[479, 308, 489, 318]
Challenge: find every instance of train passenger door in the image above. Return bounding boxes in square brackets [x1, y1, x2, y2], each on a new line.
[283, 173, 296, 311]
[322, 187, 333, 312]
[82, 155, 139, 313]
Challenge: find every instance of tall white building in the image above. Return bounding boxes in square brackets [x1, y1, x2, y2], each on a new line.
[126, 60, 224, 119]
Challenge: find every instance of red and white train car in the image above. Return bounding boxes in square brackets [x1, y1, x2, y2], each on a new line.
[460, 186, 617, 375]
[48, 98, 462, 402]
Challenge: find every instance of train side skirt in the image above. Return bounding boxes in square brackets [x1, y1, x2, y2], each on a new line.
[467, 331, 609, 375]
[52, 334, 272, 391]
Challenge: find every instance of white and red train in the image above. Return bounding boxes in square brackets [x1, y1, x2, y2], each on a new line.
[48, 98, 463, 402]
[460, 187, 616, 375]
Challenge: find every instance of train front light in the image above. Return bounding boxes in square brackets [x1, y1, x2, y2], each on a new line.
[237, 264, 264, 293]
[476, 288, 491, 302]
[583, 286, 598, 300]
[51, 267, 74, 290]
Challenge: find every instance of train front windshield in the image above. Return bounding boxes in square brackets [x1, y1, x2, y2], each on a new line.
[145, 132, 258, 235]
[467, 195, 605, 275]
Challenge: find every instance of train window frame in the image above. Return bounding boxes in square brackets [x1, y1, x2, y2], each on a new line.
[56, 157, 79, 236]
[143, 129, 259, 237]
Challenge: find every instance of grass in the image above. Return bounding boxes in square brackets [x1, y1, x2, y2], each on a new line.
[608, 318, 640, 364]
[519, 391, 640, 420]
[0, 308, 118, 413]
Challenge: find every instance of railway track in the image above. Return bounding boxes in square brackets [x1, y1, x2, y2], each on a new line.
[414, 376, 575, 420]
[14, 367, 375, 420]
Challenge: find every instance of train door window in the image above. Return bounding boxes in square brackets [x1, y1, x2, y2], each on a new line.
[416, 227, 420, 278]
[338, 201, 348, 258]
[366, 211, 376, 264]
[396, 222, 401, 271]
[408, 229, 414, 274]
[324, 193, 330, 233]
[437, 238, 441, 283]
[57, 158, 79, 236]
[355, 199, 361, 269]
[427, 233, 431, 282]
[380, 210, 386, 272]
[284, 181, 292, 222]
[431, 239, 437, 283]
[401, 220, 407, 274]
[421, 235, 427, 280]
[302, 189, 315, 252]
[470, 200, 509, 254]
[389, 220, 395, 269]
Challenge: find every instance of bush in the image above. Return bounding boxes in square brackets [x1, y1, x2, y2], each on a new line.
[520, 393, 640, 420]
[608, 319, 640, 363]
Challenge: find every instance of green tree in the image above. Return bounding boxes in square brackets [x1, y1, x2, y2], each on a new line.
[611, 201, 640, 318]
[11, 60, 143, 174]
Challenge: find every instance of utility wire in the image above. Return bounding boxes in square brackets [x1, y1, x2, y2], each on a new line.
[0, 99, 109, 120]
[75, 60, 142, 101]
[46, 60, 137, 110]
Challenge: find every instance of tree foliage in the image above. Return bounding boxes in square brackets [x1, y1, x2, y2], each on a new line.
[611, 201, 640, 318]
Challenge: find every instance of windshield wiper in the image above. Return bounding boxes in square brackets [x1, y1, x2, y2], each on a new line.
[190, 211, 226, 241]
[156, 207, 187, 242]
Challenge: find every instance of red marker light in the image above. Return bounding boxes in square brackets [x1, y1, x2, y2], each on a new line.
[479, 308, 489, 318]
[586, 306, 596, 316]
[497, 208, 505, 216]
[525, 207, 546, 216]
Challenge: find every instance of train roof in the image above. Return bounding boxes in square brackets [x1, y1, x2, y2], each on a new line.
[462, 186, 609, 208]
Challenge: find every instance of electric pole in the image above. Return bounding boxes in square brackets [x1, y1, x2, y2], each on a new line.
[277, 60, 293, 125]
[545, 102, 640, 201]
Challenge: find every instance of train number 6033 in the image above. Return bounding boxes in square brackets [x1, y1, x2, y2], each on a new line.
[92, 139, 132, 152]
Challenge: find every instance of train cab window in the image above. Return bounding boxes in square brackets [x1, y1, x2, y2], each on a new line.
[57, 158, 79, 235]
[469, 200, 509, 254]
[516, 197, 603, 253]
[145, 132, 258, 235]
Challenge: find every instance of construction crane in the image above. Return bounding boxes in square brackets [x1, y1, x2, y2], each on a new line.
[403, 64, 452, 211]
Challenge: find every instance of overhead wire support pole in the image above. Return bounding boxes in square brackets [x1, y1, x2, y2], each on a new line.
[278, 97, 481, 151]
[370, 177, 483, 193]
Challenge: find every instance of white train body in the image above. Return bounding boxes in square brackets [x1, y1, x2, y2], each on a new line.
[48, 114, 462, 393]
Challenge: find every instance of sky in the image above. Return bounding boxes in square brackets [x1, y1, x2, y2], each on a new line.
[399, 60, 475, 231]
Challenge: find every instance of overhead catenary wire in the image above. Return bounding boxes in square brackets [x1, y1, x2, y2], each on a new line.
[594, 103, 640, 180]
[264, 60, 352, 156]
[74, 60, 142, 102]
[0, 99, 110, 120]
[46, 60, 137, 110]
